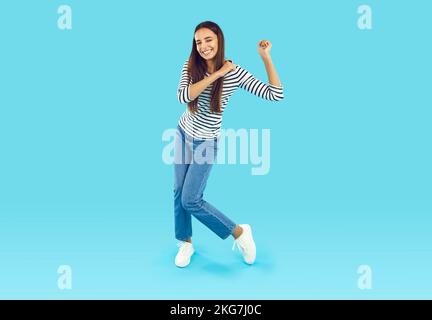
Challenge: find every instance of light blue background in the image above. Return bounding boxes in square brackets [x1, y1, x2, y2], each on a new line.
[0, 0, 431, 299]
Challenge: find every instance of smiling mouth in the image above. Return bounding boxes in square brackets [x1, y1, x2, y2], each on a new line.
[202, 49, 213, 56]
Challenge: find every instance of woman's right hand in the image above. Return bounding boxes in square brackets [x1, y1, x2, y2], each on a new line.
[217, 60, 237, 78]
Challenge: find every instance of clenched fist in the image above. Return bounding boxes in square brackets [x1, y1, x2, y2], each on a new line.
[258, 40, 272, 60]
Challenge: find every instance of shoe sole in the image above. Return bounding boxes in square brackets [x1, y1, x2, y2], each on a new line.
[240, 225, 256, 264]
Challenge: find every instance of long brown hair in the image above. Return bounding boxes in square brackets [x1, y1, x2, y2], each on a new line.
[187, 21, 225, 114]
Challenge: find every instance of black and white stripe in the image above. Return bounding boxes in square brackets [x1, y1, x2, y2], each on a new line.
[177, 59, 284, 139]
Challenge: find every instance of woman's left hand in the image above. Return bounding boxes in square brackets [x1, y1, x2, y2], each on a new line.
[258, 40, 272, 60]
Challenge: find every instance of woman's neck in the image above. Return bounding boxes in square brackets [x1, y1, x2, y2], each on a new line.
[206, 60, 215, 74]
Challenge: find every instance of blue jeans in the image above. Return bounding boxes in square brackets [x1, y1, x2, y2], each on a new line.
[174, 124, 236, 241]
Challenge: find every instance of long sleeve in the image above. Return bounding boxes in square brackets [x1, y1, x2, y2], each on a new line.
[236, 65, 284, 101]
[177, 60, 192, 104]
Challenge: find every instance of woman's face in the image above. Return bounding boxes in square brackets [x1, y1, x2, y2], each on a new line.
[195, 28, 218, 61]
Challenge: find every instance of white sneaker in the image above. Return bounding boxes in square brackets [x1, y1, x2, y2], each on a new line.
[175, 241, 195, 268]
[232, 224, 256, 265]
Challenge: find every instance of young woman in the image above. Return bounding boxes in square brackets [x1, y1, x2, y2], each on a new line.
[174, 21, 284, 267]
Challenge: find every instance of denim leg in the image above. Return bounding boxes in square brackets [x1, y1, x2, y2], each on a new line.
[173, 126, 193, 241]
[181, 138, 236, 240]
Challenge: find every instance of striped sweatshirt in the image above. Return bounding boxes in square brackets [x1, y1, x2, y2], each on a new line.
[177, 59, 284, 139]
